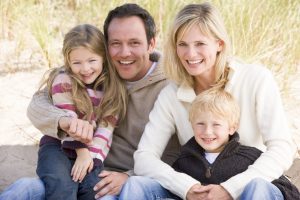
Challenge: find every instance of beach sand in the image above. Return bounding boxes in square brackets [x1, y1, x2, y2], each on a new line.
[0, 68, 299, 193]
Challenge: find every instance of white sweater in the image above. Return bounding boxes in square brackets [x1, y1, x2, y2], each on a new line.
[134, 59, 296, 199]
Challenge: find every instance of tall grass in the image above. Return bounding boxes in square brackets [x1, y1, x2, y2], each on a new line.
[0, 0, 299, 86]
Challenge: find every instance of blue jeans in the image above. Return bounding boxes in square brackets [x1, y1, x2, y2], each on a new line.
[119, 176, 178, 200]
[240, 178, 284, 200]
[0, 178, 45, 200]
[37, 143, 102, 200]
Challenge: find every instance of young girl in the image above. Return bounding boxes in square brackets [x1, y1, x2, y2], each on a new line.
[36, 24, 127, 200]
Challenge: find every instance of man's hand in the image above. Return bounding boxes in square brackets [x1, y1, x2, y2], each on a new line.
[93, 170, 129, 199]
[196, 184, 233, 200]
[59, 117, 94, 144]
[186, 183, 208, 200]
[71, 148, 93, 182]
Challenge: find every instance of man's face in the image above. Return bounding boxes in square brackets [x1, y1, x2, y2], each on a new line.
[107, 16, 155, 82]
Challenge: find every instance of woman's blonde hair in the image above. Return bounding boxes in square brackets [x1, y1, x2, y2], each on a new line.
[189, 89, 240, 128]
[164, 2, 231, 89]
[40, 24, 127, 125]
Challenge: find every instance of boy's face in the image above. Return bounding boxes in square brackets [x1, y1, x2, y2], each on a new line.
[192, 111, 236, 153]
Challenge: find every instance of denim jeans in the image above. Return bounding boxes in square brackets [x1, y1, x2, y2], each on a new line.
[240, 178, 284, 200]
[119, 176, 178, 200]
[37, 142, 102, 200]
[0, 178, 45, 200]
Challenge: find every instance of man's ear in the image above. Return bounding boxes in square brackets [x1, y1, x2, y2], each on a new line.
[148, 37, 156, 53]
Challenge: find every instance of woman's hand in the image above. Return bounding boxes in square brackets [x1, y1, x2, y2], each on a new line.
[196, 184, 233, 200]
[187, 183, 208, 200]
[71, 148, 94, 182]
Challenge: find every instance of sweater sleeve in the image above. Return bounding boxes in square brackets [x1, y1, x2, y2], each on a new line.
[88, 118, 115, 161]
[27, 84, 70, 139]
[221, 66, 296, 199]
[134, 85, 199, 199]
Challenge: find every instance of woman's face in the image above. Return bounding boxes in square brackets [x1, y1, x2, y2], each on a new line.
[176, 24, 223, 80]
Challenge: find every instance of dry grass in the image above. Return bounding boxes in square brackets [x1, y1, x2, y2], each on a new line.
[0, 0, 299, 88]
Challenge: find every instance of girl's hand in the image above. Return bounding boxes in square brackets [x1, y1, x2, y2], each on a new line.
[71, 148, 94, 182]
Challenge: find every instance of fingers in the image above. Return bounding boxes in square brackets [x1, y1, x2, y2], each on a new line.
[99, 170, 111, 178]
[94, 171, 128, 199]
[88, 161, 94, 173]
[68, 118, 93, 143]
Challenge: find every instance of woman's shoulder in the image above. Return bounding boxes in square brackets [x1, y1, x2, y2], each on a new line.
[229, 58, 273, 79]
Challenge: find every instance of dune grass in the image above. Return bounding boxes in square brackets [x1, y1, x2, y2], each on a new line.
[0, 0, 299, 89]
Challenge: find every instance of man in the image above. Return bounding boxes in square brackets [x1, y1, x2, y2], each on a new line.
[0, 3, 180, 200]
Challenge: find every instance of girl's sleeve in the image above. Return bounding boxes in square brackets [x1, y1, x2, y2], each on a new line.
[51, 73, 77, 118]
[88, 116, 117, 161]
[51, 73, 87, 149]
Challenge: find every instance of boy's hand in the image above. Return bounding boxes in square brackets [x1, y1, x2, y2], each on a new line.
[71, 148, 94, 182]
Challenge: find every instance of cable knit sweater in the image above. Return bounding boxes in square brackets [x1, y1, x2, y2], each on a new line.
[134, 59, 296, 199]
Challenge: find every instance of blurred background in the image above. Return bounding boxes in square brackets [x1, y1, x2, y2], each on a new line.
[0, 0, 299, 191]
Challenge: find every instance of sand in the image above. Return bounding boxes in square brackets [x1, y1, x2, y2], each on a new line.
[0, 68, 299, 193]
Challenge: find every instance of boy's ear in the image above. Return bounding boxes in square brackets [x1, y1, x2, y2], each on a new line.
[229, 124, 238, 135]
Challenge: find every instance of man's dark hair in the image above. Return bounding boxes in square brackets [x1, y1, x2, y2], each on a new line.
[103, 3, 156, 44]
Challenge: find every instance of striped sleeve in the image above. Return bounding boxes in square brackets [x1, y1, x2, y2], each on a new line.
[51, 73, 77, 118]
[88, 117, 117, 162]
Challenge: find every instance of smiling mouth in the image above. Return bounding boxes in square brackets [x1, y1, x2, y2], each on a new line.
[202, 138, 215, 143]
[81, 73, 93, 78]
[119, 60, 134, 65]
[187, 59, 204, 64]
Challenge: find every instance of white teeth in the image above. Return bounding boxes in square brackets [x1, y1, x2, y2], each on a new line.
[120, 60, 134, 64]
[203, 138, 214, 142]
[188, 60, 202, 64]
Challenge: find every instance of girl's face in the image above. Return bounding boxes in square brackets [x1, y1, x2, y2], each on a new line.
[69, 46, 103, 84]
[192, 111, 236, 153]
[176, 24, 223, 80]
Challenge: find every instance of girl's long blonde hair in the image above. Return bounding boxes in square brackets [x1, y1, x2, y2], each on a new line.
[164, 2, 231, 89]
[40, 24, 127, 125]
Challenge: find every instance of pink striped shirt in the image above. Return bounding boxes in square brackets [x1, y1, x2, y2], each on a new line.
[51, 72, 115, 162]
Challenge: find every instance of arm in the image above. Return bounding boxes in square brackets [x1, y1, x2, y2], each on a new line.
[88, 119, 115, 162]
[27, 88, 69, 139]
[27, 74, 93, 143]
[221, 66, 296, 198]
[134, 85, 199, 199]
[72, 148, 94, 182]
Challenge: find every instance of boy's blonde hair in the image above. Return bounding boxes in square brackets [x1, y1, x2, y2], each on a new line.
[189, 89, 240, 128]
[164, 2, 231, 89]
[40, 24, 127, 125]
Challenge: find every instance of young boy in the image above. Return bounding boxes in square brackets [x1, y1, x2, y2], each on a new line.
[172, 89, 300, 200]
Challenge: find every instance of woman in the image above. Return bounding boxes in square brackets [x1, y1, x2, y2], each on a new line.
[124, 2, 296, 200]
